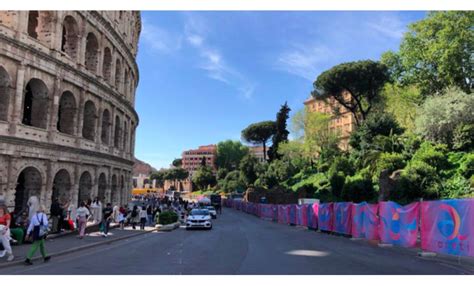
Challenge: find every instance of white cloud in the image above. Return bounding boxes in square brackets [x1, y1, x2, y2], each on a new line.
[367, 14, 406, 39]
[275, 44, 334, 81]
[183, 13, 256, 99]
[140, 18, 182, 54]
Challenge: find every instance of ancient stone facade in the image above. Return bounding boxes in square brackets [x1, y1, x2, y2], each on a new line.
[0, 11, 141, 213]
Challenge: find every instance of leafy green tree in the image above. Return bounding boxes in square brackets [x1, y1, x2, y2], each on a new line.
[239, 154, 259, 185]
[218, 170, 246, 194]
[268, 102, 291, 161]
[415, 88, 474, 149]
[150, 170, 167, 188]
[217, 168, 229, 180]
[313, 60, 390, 126]
[192, 166, 216, 191]
[172, 158, 182, 167]
[216, 140, 249, 170]
[381, 11, 474, 96]
[291, 107, 340, 164]
[241, 121, 276, 161]
[380, 84, 424, 132]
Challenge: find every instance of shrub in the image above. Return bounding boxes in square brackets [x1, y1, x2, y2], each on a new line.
[329, 171, 346, 200]
[328, 156, 355, 177]
[342, 174, 377, 203]
[389, 160, 441, 204]
[412, 142, 450, 171]
[373, 152, 406, 180]
[441, 175, 473, 199]
[459, 153, 474, 179]
[158, 211, 178, 225]
[453, 124, 474, 151]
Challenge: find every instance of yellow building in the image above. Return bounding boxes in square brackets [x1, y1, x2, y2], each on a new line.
[303, 91, 357, 150]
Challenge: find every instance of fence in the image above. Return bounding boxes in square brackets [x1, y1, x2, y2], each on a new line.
[223, 198, 474, 258]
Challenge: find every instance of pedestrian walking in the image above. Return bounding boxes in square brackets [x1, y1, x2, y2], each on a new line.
[118, 206, 126, 230]
[27, 196, 40, 222]
[49, 198, 62, 234]
[139, 206, 147, 230]
[24, 205, 50, 265]
[0, 205, 14, 262]
[91, 198, 102, 224]
[146, 205, 153, 226]
[128, 206, 139, 230]
[101, 203, 113, 237]
[76, 202, 90, 239]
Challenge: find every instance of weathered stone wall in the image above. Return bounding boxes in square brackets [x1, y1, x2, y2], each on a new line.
[0, 11, 141, 213]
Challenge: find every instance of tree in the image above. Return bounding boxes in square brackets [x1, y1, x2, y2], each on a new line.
[150, 170, 167, 188]
[268, 102, 291, 161]
[313, 60, 390, 126]
[415, 88, 474, 149]
[201, 156, 207, 167]
[241, 121, 276, 161]
[216, 140, 249, 170]
[192, 166, 216, 191]
[172, 158, 182, 168]
[291, 107, 341, 163]
[381, 12, 474, 96]
[239, 153, 259, 185]
[218, 170, 246, 194]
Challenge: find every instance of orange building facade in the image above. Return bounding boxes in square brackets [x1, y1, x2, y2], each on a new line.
[303, 91, 357, 150]
[182, 144, 217, 176]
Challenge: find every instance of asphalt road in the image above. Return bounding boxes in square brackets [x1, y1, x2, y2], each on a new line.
[1, 208, 473, 275]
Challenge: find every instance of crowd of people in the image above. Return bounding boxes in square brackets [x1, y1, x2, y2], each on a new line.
[0, 193, 218, 266]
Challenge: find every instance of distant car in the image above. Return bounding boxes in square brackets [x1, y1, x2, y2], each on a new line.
[186, 209, 212, 230]
[205, 206, 217, 219]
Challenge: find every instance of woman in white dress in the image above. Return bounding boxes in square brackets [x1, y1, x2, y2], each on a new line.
[91, 198, 102, 224]
[27, 196, 40, 222]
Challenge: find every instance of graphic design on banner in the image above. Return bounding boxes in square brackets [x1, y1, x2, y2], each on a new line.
[379, 201, 419, 247]
[289, 205, 297, 225]
[259, 205, 274, 219]
[421, 199, 473, 257]
[272, 205, 279, 221]
[278, 205, 290, 224]
[351, 203, 379, 240]
[308, 203, 319, 229]
[296, 205, 309, 226]
[318, 203, 334, 231]
[334, 202, 352, 235]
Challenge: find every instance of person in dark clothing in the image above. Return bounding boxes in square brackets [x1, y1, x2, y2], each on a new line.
[129, 206, 139, 230]
[50, 198, 62, 234]
[101, 203, 113, 237]
[146, 205, 153, 226]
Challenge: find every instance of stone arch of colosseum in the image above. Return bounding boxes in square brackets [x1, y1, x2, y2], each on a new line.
[22, 78, 49, 129]
[0, 11, 140, 214]
[97, 172, 107, 202]
[57, 90, 77, 135]
[82, 100, 97, 141]
[0, 65, 12, 122]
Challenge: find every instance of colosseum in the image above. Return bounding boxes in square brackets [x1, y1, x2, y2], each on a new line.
[0, 11, 141, 214]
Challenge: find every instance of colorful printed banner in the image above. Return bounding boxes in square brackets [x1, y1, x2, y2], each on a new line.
[258, 204, 275, 220]
[318, 203, 334, 232]
[351, 202, 379, 240]
[278, 205, 290, 225]
[334, 202, 352, 235]
[288, 204, 297, 225]
[307, 203, 319, 229]
[379, 201, 419, 247]
[296, 204, 309, 226]
[421, 199, 474, 257]
[271, 205, 279, 221]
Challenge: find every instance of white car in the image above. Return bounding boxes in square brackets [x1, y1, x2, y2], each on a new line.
[186, 209, 212, 230]
[205, 206, 217, 219]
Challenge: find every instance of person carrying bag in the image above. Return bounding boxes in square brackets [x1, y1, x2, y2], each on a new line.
[24, 205, 51, 265]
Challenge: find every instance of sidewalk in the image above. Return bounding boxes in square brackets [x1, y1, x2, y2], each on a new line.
[0, 224, 157, 269]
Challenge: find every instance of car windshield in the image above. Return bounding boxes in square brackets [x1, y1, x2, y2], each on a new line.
[190, 209, 209, 216]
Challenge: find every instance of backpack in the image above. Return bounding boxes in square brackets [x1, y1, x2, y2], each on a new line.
[32, 214, 48, 241]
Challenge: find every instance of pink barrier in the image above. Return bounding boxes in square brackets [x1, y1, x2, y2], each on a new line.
[318, 203, 334, 232]
[421, 199, 474, 257]
[296, 204, 309, 226]
[259, 204, 275, 220]
[351, 202, 379, 240]
[308, 203, 319, 229]
[379, 201, 419, 247]
[334, 202, 352, 235]
[278, 205, 290, 224]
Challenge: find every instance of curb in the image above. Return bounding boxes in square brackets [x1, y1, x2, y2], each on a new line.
[0, 227, 158, 270]
[156, 222, 181, 232]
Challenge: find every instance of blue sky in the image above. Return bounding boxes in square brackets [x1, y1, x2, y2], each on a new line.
[134, 11, 426, 169]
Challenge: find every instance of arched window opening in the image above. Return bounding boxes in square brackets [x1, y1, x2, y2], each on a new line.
[82, 100, 97, 141]
[101, 109, 111, 144]
[85, 32, 99, 73]
[102, 47, 112, 82]
[0, 66, 11, 121]
[115, 59, 122, 91]
[114, 115, 121, 148]
[57, 91, 76, 135]
[61, 15, 79, 60]
[22, 78, 49, 129]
